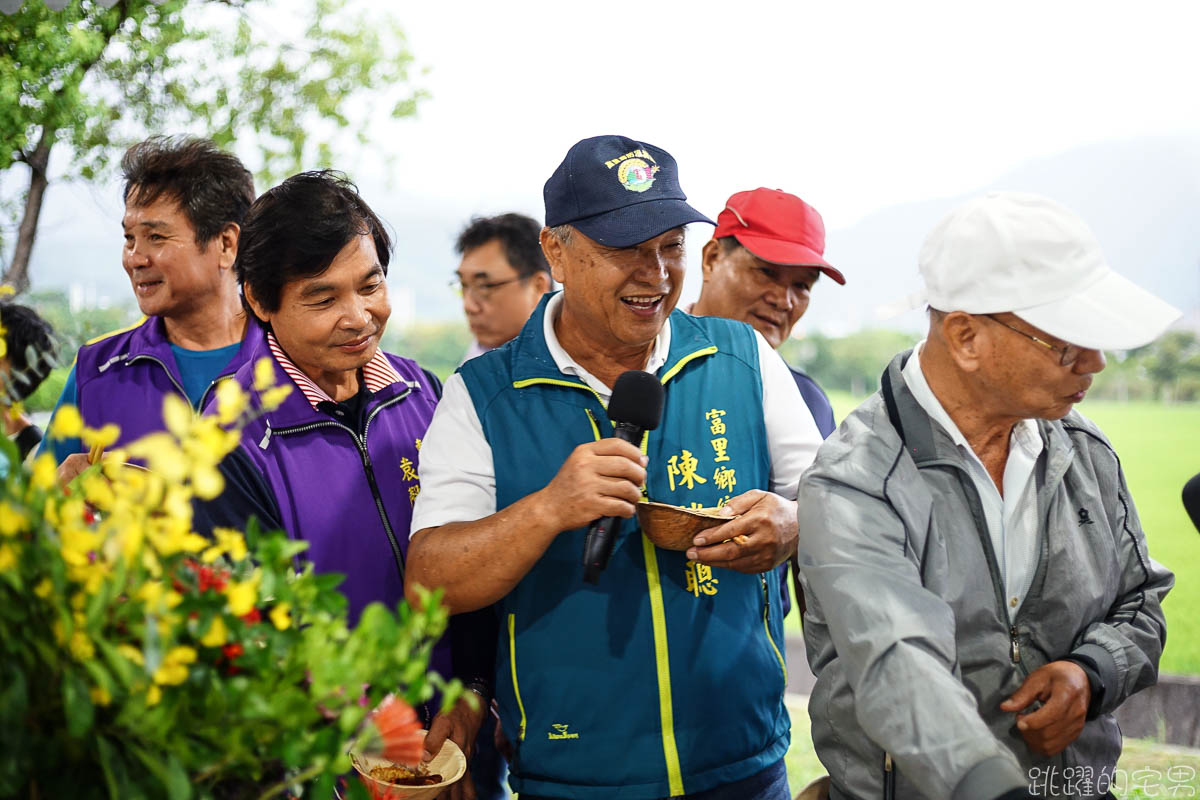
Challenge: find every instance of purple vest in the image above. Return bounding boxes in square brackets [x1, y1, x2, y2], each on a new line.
[75, 317, 265, 448]
[221, 338, 447, 677]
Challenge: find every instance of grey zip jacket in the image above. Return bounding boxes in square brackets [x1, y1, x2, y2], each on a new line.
[797, 352, 1173, 800]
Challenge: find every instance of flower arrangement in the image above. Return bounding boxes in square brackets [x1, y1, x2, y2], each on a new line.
[0, 363, 459, 799]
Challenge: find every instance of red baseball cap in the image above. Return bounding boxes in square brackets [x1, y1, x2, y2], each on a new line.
[712, 188, 845, 285]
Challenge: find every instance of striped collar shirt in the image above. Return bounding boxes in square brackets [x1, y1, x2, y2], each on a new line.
[266, 331, 405, 410]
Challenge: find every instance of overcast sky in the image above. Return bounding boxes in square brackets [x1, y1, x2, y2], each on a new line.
[371, 0, 1200, 224]
[16, 0, 1200, 331]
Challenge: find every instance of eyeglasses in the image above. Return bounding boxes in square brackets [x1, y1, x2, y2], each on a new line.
[448, 276, 526, 301]
[983, 314, 1082, 367]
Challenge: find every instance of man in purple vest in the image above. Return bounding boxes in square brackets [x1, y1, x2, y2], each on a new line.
[192, 170, 494, 799]
[43, 136, 262, 481]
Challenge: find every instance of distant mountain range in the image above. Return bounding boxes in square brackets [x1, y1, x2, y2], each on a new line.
[20, 136, 1200, 336]
[806, 136, 1200, 335]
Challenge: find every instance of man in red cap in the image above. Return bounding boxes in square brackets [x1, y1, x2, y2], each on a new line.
[691, 188, 845, 438]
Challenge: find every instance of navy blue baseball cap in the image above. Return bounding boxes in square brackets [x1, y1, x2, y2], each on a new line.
[543, 135, 714, 248]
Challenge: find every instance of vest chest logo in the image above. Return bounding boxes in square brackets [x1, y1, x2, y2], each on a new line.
[548, 723, 579, 740]
[1078, 507, 1094, 525]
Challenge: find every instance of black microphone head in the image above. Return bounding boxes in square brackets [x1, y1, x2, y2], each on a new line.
[1183, 472, 1200, 534]
[607, 370, 665, 430]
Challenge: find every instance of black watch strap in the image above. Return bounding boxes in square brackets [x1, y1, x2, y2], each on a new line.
[14, 424, 43, 461]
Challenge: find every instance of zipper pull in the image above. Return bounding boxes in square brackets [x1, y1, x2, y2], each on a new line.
[258, 425, 273, 450]
[1010, 626, 1021, 664]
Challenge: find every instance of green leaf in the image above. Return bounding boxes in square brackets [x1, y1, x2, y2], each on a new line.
[96, 736, 124, 798]
[61, 669, 94, 738]
[162, 753, 191, 800]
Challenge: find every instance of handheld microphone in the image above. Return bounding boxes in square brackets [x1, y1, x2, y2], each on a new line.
[1184, 472, 1200, 535]
[582, 370, 665, 584]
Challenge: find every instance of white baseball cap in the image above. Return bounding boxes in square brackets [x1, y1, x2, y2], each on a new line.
[919, 192, 1181, 350]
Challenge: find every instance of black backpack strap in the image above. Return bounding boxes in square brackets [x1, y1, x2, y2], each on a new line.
[880, 361, 907, 446]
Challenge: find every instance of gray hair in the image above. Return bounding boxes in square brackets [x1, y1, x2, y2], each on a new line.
[547, 224, 575, 246]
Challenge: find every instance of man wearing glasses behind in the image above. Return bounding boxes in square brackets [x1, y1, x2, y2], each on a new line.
[453, 213, 553, 362]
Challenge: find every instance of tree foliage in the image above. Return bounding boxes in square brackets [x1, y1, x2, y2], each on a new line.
[781, 326, 1200, 403]
[1, 0, 426, 290]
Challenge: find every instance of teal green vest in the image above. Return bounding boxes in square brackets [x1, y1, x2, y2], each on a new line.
[459, 295, 789, 799]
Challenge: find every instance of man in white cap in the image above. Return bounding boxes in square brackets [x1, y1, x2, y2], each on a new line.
[796, 192, 1176, 800]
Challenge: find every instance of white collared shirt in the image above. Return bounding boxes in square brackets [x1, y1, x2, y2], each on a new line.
[902, 343, 1043, 619]
[411, 293, 820, 532]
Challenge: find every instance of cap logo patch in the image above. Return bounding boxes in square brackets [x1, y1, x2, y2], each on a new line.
[605, 149, 659, 193]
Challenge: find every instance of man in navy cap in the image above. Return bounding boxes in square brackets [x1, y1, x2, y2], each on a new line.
[407, 135, 822, 799]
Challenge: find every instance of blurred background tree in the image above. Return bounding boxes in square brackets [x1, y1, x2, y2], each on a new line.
[1, 0, 426, 292]
[780, 327, 1200, 404]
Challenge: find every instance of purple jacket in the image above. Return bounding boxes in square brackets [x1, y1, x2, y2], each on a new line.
[75, 317, 265, 447]
[202, 336, 447, 671]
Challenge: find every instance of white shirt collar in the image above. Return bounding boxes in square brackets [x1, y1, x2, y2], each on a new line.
[542, 292, 671, 402]
[901, 342, 1043, 461]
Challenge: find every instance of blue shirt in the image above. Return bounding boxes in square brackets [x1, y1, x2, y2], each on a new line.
[789, 364, 836, 438]
[41, 341, 242, 462]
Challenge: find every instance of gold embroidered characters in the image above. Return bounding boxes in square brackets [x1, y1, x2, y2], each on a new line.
[685, 560, 719, 596]
[713, 466, 737, 493]
[667, 450, 707, 491]
[400, 454, 420, 505]
[399, 457, 419, 482]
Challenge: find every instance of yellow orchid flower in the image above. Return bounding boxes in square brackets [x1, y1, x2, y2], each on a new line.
[69, 630, 95, 661]
[216, 379, 249, 425]
[81, 473, 116, 511]
[202, 528, 249, 564]
[216, 528, 247, 562]
[0, 543, 16, 571]
[191, 463, 224, 500]
[81, 423, 121, 452]
[125, 433, 188, 484]
[49, 406, 84, 440]
[31, 454, 57, 491]
[146, 684, 162, 706]
[260, 385, 292, 411]
[200, 616, 228, 647]
[253, 357, 276, 391]
[153, 646, 198, 685]
[161, 394, 193, 440]
[90, 686, 112, 707]
[225, 572, 261, 617]
[0, 501, 27, 537]
[269, 602, 291, 631]
[117, 644, 145, 666]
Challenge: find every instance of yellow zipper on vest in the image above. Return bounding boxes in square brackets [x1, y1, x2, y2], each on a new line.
[508, 613, 527, 742]
[762, 582, 788, 684]
[641, 534, 685, 796]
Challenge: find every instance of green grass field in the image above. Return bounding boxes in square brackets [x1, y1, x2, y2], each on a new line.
[783, 696, 1200, 796]
[797, 395, 1200, 676]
